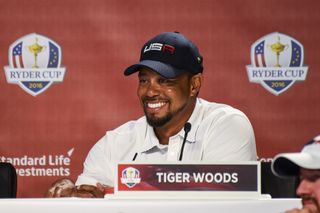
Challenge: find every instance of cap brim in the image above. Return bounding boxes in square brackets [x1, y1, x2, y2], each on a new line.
[272, 153, 318, 177]
[124, 60, 185, 78]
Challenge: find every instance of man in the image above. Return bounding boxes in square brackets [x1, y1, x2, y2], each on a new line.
[47, 32, 257, 198]
[272, 135, 320, 213]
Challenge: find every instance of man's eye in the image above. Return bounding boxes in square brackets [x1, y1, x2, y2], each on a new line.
[139, 79, 147, 84]
[159, 79, 172, 84]
[300, 175, 320, 182]
[307, 175, 320, 182]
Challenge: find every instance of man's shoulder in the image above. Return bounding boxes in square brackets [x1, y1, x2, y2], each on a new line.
[198, 98, 247, 118]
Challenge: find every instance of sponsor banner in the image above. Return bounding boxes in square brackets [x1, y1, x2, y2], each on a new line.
[246, 32, 308, 95]
[0, 148, 74, 177]
[117, 163, 259, 192]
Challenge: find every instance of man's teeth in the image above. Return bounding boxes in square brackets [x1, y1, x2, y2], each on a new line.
[147, 102, 166, 109]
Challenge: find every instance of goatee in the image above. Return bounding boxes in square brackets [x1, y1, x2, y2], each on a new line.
[144, 102, 188, 128]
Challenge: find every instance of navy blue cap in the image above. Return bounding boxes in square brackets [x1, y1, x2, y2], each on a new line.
[124, 32, 203, 78]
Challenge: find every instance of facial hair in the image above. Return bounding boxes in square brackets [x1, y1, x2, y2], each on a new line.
[302, 195, 320, 213]
[143, 98, 188, 127]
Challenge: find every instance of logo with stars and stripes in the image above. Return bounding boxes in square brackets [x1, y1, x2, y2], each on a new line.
[4, 33, 66, 96]
[246, 32, 308, 95]
[120, 167, 141, 188]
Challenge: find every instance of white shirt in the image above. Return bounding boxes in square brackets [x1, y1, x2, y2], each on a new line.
[75, 98, 257, 186]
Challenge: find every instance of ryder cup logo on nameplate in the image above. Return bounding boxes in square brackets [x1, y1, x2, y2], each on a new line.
[246, 32, 308, 95]
[3, 33, 66, 96]
[120, 167, 141, 188]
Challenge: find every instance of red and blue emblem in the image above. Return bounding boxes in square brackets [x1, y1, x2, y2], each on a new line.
[4, 33, 66, 96]
[247, 32, 308, 95]
[120, 167, 141, 188]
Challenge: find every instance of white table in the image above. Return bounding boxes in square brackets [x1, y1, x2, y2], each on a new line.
[0, 198, 301, 213]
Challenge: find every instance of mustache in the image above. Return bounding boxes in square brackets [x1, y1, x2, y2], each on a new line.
[301, 195, 320, 210]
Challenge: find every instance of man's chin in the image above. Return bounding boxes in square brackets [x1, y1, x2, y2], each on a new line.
[146, 114, 172, 127]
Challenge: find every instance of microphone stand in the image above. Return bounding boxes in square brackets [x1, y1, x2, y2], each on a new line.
[179, 122, 192, 161]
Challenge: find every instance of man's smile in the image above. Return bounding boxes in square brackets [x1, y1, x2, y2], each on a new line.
[147, 101, 166, 109]
[144, 100, 168, 113]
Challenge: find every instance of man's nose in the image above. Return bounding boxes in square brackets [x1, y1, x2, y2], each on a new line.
[146, 81, 160, 97]
[296, 179, 313, 196]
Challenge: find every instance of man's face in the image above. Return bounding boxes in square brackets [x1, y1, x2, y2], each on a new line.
[297, 168, 320, 213]
[137, 68, 196, 127]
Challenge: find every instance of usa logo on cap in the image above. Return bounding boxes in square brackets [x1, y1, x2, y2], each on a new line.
[3, 33, 66, 96]
[246, 32, 308, 95]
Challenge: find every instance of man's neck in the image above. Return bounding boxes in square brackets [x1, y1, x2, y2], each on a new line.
[154, 100, 196, 145]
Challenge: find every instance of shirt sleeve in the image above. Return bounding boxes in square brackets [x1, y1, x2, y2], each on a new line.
[75, 134, 115, 187]
[202, 113, 257, 161]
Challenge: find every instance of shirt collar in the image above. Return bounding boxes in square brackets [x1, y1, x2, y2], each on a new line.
[139, 98, 202, 152]
[177, 98, 201, 143]
[140, 124, 163, 153]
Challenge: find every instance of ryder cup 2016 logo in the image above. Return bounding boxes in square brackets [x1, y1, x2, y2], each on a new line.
[246, 32, 308, 95]
[120, 167, 141, 188]
[3, 33, 66, 96]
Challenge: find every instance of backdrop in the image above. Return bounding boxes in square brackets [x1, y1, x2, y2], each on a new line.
[0, 0, 319, 197]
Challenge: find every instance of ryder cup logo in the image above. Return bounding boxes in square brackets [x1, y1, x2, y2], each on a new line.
[120, 167, 141, 188]
[3, 33, 66, 96]
[246, 32, 308, 95]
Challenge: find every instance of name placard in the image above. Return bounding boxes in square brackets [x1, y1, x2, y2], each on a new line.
[114, 162, 260, 197]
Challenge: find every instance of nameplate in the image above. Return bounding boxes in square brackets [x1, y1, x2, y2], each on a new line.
[114, 162, 260, 197]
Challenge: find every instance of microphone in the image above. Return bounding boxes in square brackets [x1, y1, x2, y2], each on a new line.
[132, 153, 138, 161]
[179, 122, 192, 161]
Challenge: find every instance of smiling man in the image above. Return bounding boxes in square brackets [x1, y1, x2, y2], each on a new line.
[272, 135, 320, 213]
[136, 67, 199, 145]
[47, 32, 257, 198]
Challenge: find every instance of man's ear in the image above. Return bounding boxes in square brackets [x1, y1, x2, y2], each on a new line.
[190, 73, 203, 97]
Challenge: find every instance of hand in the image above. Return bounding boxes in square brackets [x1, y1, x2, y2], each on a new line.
[72, 183, 105, 198]
[46, 178, 75, 198]
[46, 178, 111, 198]
[285, 208, 312, 213]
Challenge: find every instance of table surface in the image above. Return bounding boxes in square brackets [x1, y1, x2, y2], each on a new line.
[0, 197, 302, 213]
